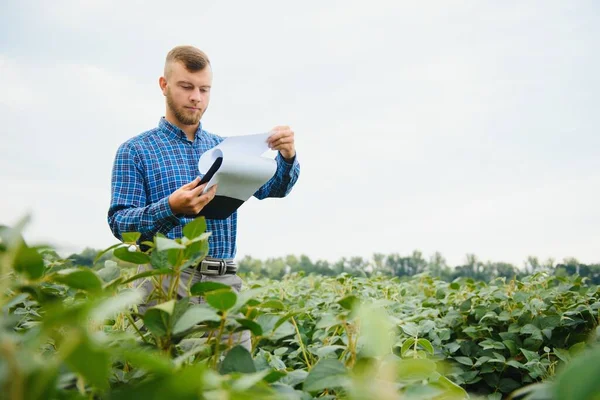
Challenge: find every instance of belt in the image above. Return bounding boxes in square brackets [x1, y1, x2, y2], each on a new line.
[193, 257, 237, 276]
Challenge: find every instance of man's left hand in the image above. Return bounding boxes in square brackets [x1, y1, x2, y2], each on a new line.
[267, 126, 296, 161]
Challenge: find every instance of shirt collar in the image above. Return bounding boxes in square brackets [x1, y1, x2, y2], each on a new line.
[158, 117, 204, 143]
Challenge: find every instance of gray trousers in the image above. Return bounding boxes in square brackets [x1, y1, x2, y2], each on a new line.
[134, 266, 252, 352]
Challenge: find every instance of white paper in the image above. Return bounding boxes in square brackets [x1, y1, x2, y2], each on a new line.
[198, 132, 277, 200]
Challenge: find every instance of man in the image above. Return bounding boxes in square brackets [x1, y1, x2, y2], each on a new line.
[107, 45, 300, 351]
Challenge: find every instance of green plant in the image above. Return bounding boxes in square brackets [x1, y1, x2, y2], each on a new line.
[1, 217, 599, 399]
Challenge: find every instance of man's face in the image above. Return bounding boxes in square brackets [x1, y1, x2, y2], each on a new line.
[162, 61, 212, 126]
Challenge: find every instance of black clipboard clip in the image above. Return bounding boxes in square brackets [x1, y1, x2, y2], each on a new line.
[198, 156, 223, 189]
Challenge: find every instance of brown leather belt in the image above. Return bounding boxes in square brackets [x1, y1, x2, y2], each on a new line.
[193, 257, 237, 276]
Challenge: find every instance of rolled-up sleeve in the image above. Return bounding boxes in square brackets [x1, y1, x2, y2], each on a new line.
[253, 152, 300, 199]
[107, 143, 180, 243]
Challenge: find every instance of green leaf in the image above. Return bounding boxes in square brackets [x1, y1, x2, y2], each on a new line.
[492, 352, 506, 363]
[142, 300, 176, 337]
[231, 287, 267, 313]
[272, 320, 295, 341]
[357, 304, 394, 357]
[108, 363, 206, 399]
[120, 347, 174, 375]
[190, 281, 231, 296]
[303, 359, 349, 392]
[64, 336, 111, 390]
[503, 340, 518, 357]
[555, 345, 600, 400]
[182, 217, 207, 240]
[315, 345, 345, 358]
[274, 347, 288, 356]
[97, 262, 120, 282]
[454, 356, 473, 366]
[338, 295, 359, 310]
[263, 370, 287, 384]
[401, 338, 416, 357]
[274, 311, 299, 332]
[315, 313, 340, 330]
[183, 239, 208, 261]
[553, 348, 571, 363]
[155, 236, 185, 251]
[460, 298, 472, 312]
[113, 247, 151, 264]
[172, 306, 220, 334]
[235, 318, 263, 336]
[171, 297, 191, 326]
[121, 267, 173, 284]
[256, 314, 296, 341]
[53, 268, 103, 292]
[121, 232, 141, 243]
[417, 338, 435, 355]
[520, 348, 540, 362]
[539, 315, 561, 329]
[153, 300, 176, 314]
[569, 342, 587, 357]
[396, 358, 437, 380]
[281, 369, 309, 388]
[430, 375, 469, 398]
[2, 293, 29, 312]
[90, 289, 144, 321]
[230, 370, 272, 391]
[143, 308, 170, 338]
[150, 249, 174, 269]
[259, 299, 285, 310]
[520, 324, 541, 335]
[479, 339, 506, 350]
[474, 356, 492, 367]
[206, 289, 237, 311]
[219, 345, 257, 374]
[401, 322, 419, 337]
[506, 360, 524, 369]
[14, 246, 45, 280]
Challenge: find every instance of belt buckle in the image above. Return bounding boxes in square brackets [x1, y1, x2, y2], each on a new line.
[217, 259, 226, 276]
[199, 258, 227, 276]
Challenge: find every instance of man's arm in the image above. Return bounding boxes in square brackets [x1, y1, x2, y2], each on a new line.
[254, 152, 300, 199]
[107, 143, 180, 243]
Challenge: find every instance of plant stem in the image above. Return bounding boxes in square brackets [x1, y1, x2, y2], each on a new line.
[292, 316, 312, 370]
[413, 335, 418, 358]
[125, 313, 148, 343]
[212, 313, 227, 368]
[342, 320, 356, 368]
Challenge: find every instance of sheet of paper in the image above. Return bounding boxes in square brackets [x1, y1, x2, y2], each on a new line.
[198, 132, 277, 201]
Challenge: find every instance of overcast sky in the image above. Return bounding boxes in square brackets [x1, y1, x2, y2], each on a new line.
[1, 1, 598, 267]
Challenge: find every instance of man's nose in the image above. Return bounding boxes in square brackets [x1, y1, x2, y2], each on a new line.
[190, 88, 202, 103]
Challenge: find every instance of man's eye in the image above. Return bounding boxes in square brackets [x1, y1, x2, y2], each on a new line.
[182, 85, 193, 89]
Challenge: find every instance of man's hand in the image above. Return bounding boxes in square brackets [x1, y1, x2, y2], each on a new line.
[168, 177, 218, 215]
[267, 126, 296, 161]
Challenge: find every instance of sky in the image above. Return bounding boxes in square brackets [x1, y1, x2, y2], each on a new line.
[1, 1, 598, 268]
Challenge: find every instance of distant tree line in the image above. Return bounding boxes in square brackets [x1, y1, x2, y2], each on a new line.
[235, 251, 600, 283]
[66, 247, 600, 284]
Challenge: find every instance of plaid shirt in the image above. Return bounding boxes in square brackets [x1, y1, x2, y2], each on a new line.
[108, 117, 300, 259]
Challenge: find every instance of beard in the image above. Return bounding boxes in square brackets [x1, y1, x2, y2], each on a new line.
[166, 88, 204, 125]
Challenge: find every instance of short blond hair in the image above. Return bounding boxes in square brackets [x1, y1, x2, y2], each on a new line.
[164, 45, 210, 78]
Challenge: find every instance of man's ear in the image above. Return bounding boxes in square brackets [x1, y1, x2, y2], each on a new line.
[159, 76, 167, 96]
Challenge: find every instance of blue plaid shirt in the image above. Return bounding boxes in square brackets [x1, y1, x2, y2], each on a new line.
[108, 117, 300, 259]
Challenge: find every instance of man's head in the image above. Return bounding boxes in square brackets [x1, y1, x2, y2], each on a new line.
[159, 46, 212, 127]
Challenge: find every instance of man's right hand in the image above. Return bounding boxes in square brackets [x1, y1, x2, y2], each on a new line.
[168, 177, 218, 215]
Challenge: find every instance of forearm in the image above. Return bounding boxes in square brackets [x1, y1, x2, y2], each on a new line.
[108, 196, 180, 243]
[254, 152, 300, 199]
